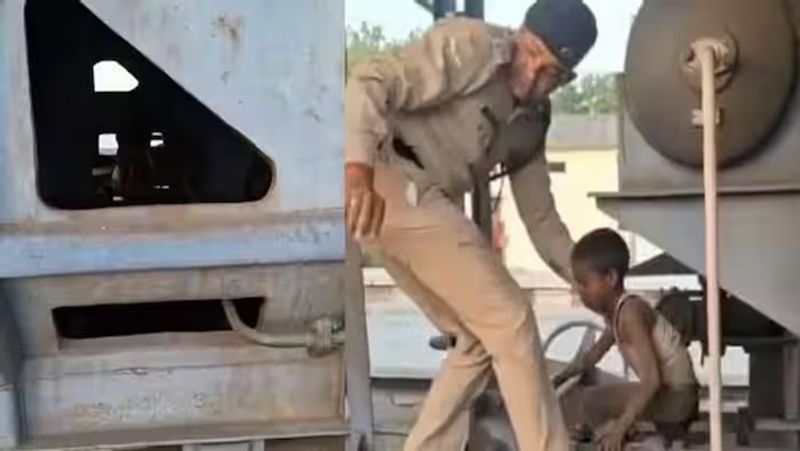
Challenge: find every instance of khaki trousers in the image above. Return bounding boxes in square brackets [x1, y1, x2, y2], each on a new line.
[365, 164, 569, 451]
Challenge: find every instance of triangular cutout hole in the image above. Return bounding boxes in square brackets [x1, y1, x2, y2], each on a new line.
[25, 0, 274, 209]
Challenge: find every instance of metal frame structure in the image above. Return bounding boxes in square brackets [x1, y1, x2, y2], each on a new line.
[596, 4, 800, 442]
[0, 1, 365, 449]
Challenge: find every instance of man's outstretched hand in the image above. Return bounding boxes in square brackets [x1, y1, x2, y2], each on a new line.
[345, 163, 385, 239]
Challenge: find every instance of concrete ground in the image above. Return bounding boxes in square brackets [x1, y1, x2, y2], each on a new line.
[366, 285, 750, 386]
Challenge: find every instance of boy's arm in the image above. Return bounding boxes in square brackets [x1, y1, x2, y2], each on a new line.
[613, 298, 661, 430]
[583, 327, 616, 368]
[553, 327, 614, 385]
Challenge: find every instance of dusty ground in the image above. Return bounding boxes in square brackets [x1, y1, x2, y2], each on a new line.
[366, 287, 750, 386]
[364, 280, 776, 450]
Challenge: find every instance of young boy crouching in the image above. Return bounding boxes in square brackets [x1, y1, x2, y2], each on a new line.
[553, 228, 699, 450]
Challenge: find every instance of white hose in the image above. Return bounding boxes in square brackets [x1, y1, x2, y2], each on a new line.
[221, 299, 311, 348]
[221, 299, 345, 351]
[542, 320, 603, 354]
[699, 42, 723, 451]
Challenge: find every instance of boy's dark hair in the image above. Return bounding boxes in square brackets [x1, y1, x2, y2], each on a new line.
[571, 228, 630, 285]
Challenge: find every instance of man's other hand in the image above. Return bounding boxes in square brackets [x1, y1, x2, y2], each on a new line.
[345, 163, 385, 239]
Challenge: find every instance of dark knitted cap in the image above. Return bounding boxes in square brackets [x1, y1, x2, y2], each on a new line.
[523, 0, 598, 70]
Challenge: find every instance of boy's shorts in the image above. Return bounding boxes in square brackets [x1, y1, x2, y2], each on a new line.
[644, 384, 699, 423]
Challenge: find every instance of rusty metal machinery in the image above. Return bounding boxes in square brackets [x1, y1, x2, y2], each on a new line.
[597, 0, 800, 447]
[625, 0, 797, 167]
[0, 1, 359, 450]
[599, 0, 800, 338]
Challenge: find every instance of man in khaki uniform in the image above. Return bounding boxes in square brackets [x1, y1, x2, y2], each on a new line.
[345, 1, 597, 449]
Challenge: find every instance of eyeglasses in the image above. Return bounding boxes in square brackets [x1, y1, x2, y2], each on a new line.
[542, 64, 576, 88]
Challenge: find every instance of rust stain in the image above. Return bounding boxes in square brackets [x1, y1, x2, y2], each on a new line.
[212, 14, 244, 82]
[213, 14, 243, 48]
[304, 108, 321, 123]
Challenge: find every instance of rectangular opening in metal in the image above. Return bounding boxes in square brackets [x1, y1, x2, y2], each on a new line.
[52, 298, 263, 340]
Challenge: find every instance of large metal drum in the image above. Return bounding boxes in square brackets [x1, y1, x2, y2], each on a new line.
[625, 0, 797, 167]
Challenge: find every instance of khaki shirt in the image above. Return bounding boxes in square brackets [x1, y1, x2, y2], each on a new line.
[345, 17, 574, 283]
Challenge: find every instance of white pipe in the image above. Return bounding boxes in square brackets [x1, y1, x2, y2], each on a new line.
[221, 298, 314, 348]
[699, 43, 723, 451]
[221, 299, 345, 349]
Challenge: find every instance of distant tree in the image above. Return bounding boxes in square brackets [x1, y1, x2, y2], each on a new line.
[346, 22, 422, 78]
[552, 73, 620, 115]
[346, 23, 619, 114]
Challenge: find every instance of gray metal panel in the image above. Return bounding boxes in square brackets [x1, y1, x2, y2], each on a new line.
[6, 263, 344, 356]
[0, 0, 38, 222]
[617, 72, 800, 193]
[28, 431, 347, 451]
[0, 289, 21, 447]
[5, 263, 347, 442]
[22, 345, 344, 437]
[0, 386, 19, 448]
[601, 67, 800, 337]
[0, 211, 342, 278]
[184, 442, 265, 451]
[0, 289, 22, 385]
[0, 0, 345, 276]
[345, 240, 374, 450]
[79, 0, 345, 213]
[598, 193, 800, 336]
[0, 2, 353, 446]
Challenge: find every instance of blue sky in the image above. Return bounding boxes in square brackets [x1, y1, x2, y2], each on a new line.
[345, 0, 643, 73]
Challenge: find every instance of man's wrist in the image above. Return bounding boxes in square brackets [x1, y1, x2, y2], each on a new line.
[345, 163, 375, 190]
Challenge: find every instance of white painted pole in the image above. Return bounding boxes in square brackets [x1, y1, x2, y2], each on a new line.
[699, 42, 723, 451]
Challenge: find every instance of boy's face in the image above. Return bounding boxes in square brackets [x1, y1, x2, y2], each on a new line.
[572, 260, 617, 315]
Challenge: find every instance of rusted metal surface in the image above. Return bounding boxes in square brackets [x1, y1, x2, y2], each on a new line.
[0, 0, 350, 448]
[25, 422, 348, 450]
[614, 72, 800, 196]
[79, 0, 343, 213]
[345, 240, 374, 450]
[0, 0, 345, 277]
[598, 80, 800, 338]
[185, 442, 265, 451]
[0, 270, 22, 448]
[625, 0, 796, 167]
[24, 346, 343, 437]
[8, 264, 343, 356]
[0, 387, 18, 448]
[596, 5, 800, 446]
[598, 194, 800, 340]
[9, 262, 346, 443]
